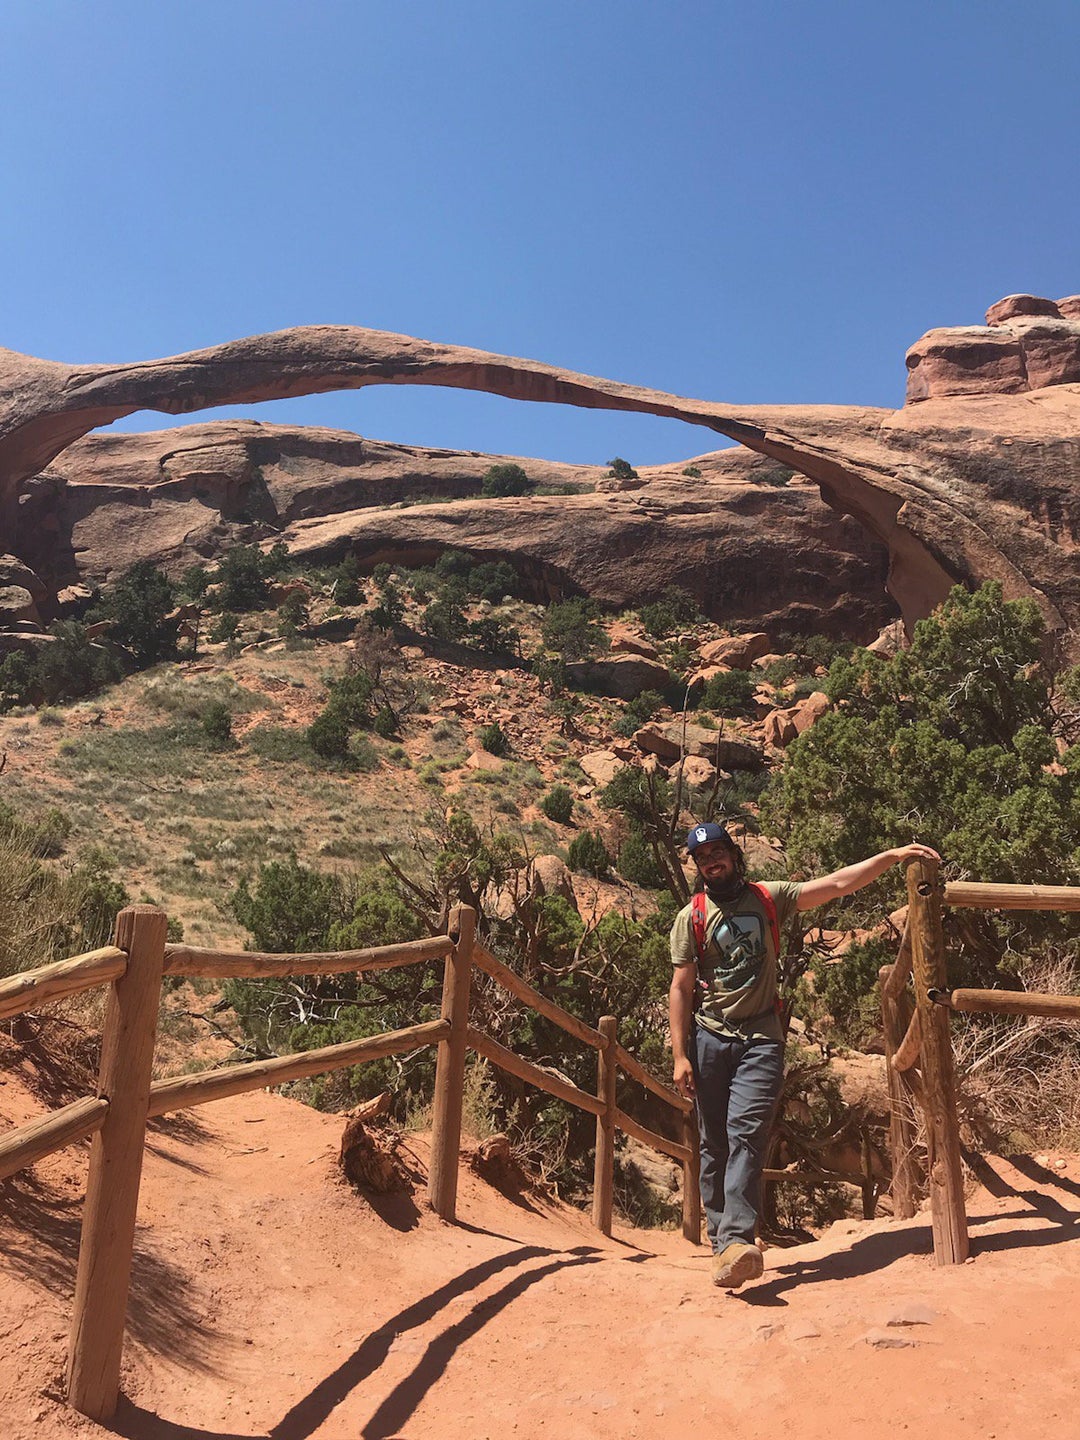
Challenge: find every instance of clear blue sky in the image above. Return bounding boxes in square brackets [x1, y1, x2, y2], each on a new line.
[3, 1, 1078, 466]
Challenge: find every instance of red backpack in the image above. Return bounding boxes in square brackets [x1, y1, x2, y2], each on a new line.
[690, 884, 784, 1016]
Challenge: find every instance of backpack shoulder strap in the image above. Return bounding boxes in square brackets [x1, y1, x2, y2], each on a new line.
[748, 881, 782, 956]
[690, 890, 708, 967]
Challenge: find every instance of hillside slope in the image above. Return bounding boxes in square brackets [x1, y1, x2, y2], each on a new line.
[2, 1062, 1079, 1440]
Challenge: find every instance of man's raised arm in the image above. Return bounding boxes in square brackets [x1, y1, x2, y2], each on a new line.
[795, 843, 941, 912]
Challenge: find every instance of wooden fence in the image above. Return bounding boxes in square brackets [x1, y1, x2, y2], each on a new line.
[881, 858, 1080, 1265]
[0, 902, 698, 1423]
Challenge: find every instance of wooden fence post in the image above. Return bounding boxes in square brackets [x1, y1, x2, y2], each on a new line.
[67, 905, 168, 1421]
[428, 904, 475, 1221]
[906, 859, 969, 1264]
[681, 1104, 702, 1244]
[592, 1016, 617, 1235]
[880, 962, 919, 1220]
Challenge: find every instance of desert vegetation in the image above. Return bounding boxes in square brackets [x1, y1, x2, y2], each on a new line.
[4, 548, 1080, 1226]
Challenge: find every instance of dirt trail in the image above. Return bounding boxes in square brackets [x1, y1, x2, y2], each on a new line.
[2, 1076, 1080, 1440]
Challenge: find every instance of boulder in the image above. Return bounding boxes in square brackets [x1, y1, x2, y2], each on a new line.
[0, 585, 38, 626]
[578, 749, 626, 786]
[698, 633, 772, 669]
[865, 619, 906, 658]
[634, 720, 764, 771]
[764, 691, 830, 748]
[532, 854, 577, 905]
[606, 624, 660, 660]
[466, 748, 503, 771]
[565, 654, 672, 699]
[668, 754, 718, 789]
[985, 294, 1062, 326]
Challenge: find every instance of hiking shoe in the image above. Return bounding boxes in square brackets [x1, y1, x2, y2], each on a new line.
[711, 1242, 764, 1290]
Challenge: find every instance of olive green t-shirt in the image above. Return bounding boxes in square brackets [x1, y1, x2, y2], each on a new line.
[670, 880, 802, 1042]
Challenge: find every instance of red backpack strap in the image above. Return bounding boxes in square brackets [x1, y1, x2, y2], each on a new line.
[690, 890, 708, 966]
[748, 881, 781, 957]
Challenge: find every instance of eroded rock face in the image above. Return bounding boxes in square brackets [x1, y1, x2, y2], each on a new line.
[905, 293, 1080, 401]
[17, 426, 890, 637]
[2, 295, 1080, 654]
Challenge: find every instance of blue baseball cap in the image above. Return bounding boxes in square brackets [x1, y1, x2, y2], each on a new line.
[685, 822, 736, 854]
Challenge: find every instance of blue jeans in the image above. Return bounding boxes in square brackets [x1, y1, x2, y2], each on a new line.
[691, 1022, 785, 1251]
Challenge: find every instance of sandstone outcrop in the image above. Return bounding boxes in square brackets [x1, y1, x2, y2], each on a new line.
[17, 424, 892, 639]
[633, 721, 763, 771]
[565, 654, 676, 699]
[698, 632, 772, 670]
[763, 691, 830, 748]
[3, 294, 1080, 653]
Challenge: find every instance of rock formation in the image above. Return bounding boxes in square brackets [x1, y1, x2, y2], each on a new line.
[18, 424, 894, 639]
[2, 293, 1080, 652]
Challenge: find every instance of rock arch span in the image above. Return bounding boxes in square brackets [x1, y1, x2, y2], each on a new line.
[2, 311, 1079, 652]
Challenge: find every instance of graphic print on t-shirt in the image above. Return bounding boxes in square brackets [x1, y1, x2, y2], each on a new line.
[707, 912, 766, 993]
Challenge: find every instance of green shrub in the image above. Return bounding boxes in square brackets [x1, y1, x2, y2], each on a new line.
[614, 689, 665, 738]
[616, 832, 665, 887]
[639, 587, 701, 639]
[698, 668, 756, 717]
[202, 701, 233, 745]
[92, 560, 179, 666]
[216, 545, 270, 612]
[480, 463, 531, 498]
[307, 705, 352, 761]
[209, 612, 241, 645]
[567, 829, 611, 877]
[421, 589, 468, 643]
[541, 785, 574, 824]
[681, 465, 702, 479]
[541, 598, 609, 662]
[606, 457, 638, 481]
[478, 722, 510, 757]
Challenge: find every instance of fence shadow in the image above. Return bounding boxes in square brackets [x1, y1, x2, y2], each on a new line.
[0, 1171, 221, 1371]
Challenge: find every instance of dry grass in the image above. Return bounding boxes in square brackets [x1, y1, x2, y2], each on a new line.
[954, 951, 1080, 1148]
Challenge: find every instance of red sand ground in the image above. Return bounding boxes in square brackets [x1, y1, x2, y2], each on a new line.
[3, 1071, 1080, 1440]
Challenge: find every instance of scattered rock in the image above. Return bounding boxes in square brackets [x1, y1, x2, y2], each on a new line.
[864, 1328, 918, 1349]
[885, 1302, 937, 1328]
[698, 633, 772, 670]
[466, 1134, 528, 1189]
[763, 691, 830, 748]
[578, 749, 626, 786]
[751, 1321, 784, 1342]
[466, 748, 503, 771]
[532, 854, 577, 906]
[667, 754, 718, 789]
[634, 720, 764, 771]
[788, 1319, 822, 1341]
[607, 624, 660, 660]
[866, 619, 906, 658]
[565, 654, 673, 699]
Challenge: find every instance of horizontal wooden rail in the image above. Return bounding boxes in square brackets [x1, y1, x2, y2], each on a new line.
[613, 1041, 691, 1114]
[944, 881, 1080, 912]
[891, 1009, 922, 1072]
[466, 1027, 605, 1117]
[148, 1018, 450, 1116]
[162, 934, 453, 980]
[930, 987, 1080, 1021]
[612, 1106, 690, 1164]
[471, 943, 603, 1050]
[0, 1096, 110, 1181]
[0, 947, 126, 1022]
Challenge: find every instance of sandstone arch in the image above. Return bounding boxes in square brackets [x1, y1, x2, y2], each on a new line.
[3, 303, 1080, 652]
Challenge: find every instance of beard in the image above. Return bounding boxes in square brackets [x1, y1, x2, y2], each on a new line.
[704, 873, 746, 904]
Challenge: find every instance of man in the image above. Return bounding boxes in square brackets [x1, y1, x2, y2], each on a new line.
[669, 821, 939, 1290]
